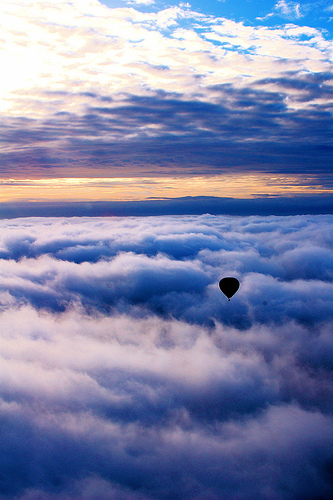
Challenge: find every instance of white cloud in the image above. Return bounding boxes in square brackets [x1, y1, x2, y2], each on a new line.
[1, 214, 333, 499]
[276, 0, 293, 16]
[126, 0, 155, 5]
[274, 0, 303, 18]
[0, 0, 331, 119]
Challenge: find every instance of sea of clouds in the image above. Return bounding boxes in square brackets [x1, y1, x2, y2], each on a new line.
[1, 214, 333, 500]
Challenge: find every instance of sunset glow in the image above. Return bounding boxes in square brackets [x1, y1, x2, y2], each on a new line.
[1, 174, 332, 203]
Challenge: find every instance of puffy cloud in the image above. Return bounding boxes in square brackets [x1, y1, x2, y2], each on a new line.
[1, 214, 333, 499]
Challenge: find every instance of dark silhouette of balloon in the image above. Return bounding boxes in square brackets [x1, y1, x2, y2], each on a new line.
[219, 277, 239, 301]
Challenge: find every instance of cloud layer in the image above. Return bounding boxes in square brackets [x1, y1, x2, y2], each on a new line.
[0, 0, 332, 183]
[1, 214, 333, 499]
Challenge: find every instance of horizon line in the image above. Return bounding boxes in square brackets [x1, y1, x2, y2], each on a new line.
[1, 194, 333, 218]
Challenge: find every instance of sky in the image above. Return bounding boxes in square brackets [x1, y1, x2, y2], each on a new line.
[1, 3, 333, 499]
[0, 0, 332, 213]
[1, 214, 333, 499]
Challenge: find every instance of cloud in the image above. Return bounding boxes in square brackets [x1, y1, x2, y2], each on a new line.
[260, 1, 332, 24]
[126, 0, 155, 5]
[1, 214, 333, 498]
[1, 81, 332, 179]
[0, 1, 332, 183]
[274, 0, 303, 19]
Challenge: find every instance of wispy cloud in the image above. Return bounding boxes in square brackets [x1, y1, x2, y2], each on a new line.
[274, 0, 303, 19]
[125, 0, 155, 5]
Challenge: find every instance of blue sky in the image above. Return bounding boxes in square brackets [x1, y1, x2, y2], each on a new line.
[101, 0, 333, 35]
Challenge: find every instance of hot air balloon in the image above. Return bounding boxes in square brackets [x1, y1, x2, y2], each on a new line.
[219, 277, 239, 301]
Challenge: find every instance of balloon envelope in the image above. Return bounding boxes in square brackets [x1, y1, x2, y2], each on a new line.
[219, 277, 239, 300]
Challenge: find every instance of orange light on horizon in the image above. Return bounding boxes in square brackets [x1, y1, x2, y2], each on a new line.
[0, 174, 331, 203]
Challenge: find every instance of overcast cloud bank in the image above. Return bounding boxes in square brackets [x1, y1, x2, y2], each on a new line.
[1, 214, 333, 499]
